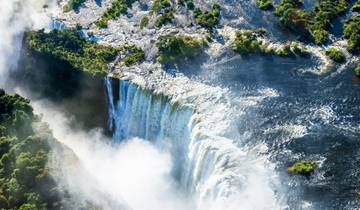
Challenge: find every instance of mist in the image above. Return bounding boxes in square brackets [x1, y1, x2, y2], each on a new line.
[1, 1, 283, 210]
[0, 0, 55, 87]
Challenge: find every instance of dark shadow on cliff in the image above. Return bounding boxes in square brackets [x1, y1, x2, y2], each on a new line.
[13, 41, 109, 133]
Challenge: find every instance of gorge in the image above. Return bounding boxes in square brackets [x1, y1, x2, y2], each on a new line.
[1, 0, 360, 210]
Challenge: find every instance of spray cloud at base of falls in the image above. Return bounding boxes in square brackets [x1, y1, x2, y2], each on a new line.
[104, 76, 285, 209]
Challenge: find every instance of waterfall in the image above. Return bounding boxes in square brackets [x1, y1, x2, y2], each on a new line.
[105, 77, 282, 209]
[106, 78, 193, 143]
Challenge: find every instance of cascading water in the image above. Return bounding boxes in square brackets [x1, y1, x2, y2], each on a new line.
[105, 77, 283, 209]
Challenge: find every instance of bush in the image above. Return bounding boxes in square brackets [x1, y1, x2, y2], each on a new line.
[156, 35, 204, 64]
[155, 10, 174, 27]
[94, 0, 136, 28]
[287, 161, 318, 175]
[122, 45, 145, 66]
[274, 0, 310, 35]
[151, 0, 174, 28]
[344, 14, 360, 53]
[185, 0, 195, 10]
[151, 0, 171, 13]
[274, 0, 349, 45]
[355, 63, 360, 77]
[140, 16, 149, 29]
[63, 0, 86, 12]
[25, 29, 120, 75]
[232, 30, 262, 55]
[353, 1, 360, 11]
[308, 0, 349, 45]
[258, 0, 273, 10]
[325, 47, 346, 63]
[194, 3, 221, 30]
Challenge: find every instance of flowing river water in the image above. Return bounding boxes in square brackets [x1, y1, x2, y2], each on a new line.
[1, 0, 360, 210]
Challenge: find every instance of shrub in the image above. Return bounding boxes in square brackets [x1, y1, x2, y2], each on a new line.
[353, 1, 360, 11]
[287, 161, 318, 175]
[156, 35, 204, 64]
[94, 0, 136, 28]
[63, 0, 86, 12]
[151, 0, 174, 28]
[151, 0, 171, 13]
[232, 30, 262, 55]
[355, 63, 360, 77]
[122, 45, 145, 66]
[258, 0, 273, 10]
[344, 14, 360, 53]
[140, 16, 149, 29]
[274, 0, 349, 45]
[155, 10, 174, 27]
[185, 0, 195, 10]
[274, 0, 310, 35]
[308, 0, 349, 45]
[325, 47, 346, 63]
[194, 3, 221, 30]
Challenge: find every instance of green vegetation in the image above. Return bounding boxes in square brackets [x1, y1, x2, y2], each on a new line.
[151, 0, 171, 13]
[151, 0, 175, 28]
[25, 29, 120, 75]
[325, 47, 346, 63]
[122, 45, 145, 66]
[194, 3, 221, 30]
[94, 0, 136, 28]
[232, 30, 263, 55]
[344, 14, 360, 53]
[0, 90, 63, 209]
[185, 0, 195, 10]
[274, 0, 309, 35]
[156, 35, 204, 64]
[232, 29, 308, 57]
[287, 161, 318, 175]
[178, 0, 195, 10]
[140, 16, 149, 29]
[355, 63, 360, 77]
[155, 10, 174, 28]
[308, 0, 349, 45]
[63, 0, 86, 12]
[258, 0, 273, 10]
[274, 0, 350, 45]
[353, 0, 360, 11]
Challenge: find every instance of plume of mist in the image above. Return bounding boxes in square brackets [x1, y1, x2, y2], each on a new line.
[0, 0, 55, 87]
[31, 99, 193, 210]
[1, 1, 285, 210]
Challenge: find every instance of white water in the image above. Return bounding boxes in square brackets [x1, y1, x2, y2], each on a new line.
[0, 0, 286, 209]
[105, 78, 284, 210]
